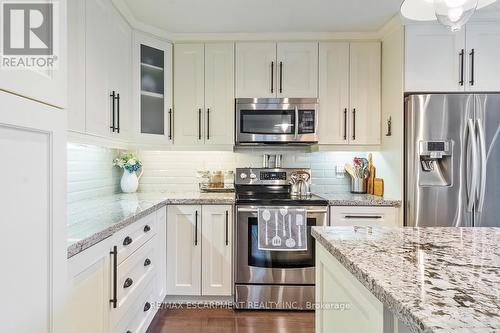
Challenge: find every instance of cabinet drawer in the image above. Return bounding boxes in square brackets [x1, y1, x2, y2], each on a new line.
[330, 206, 398, 227]
[115, 212, 157, 264]
[113, 275, 157, 333]
[115, 236, 157, 313]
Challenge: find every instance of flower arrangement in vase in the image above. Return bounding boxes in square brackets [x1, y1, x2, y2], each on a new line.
[113, 152, 143, 193]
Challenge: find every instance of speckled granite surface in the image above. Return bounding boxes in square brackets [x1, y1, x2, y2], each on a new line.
[317, 192, 401, 207]
[67, 192, 235, 258]
[312, 226, 500, 333]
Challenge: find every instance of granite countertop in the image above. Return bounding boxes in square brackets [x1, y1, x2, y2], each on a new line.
[317, 192, 401, 207]
[312, 226, 500, 333]
[67, 192, 235, 258]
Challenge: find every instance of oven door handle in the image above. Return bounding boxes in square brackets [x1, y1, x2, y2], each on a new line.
[294, 106, 299, 140]
[237, 208, 328, 214]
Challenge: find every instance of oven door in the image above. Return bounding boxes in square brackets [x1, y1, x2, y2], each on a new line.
[236, 206, 328, 285]
[236, 101, 318, 144]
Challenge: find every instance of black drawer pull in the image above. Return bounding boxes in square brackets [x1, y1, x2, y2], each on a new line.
[144, 225, 151, 233]
[123, 278, 133, 289]
[345, 215, 382, 219]
[123, 236, 133, 246]
[144, 258, 151, 266]
[144, 302, 151, 312]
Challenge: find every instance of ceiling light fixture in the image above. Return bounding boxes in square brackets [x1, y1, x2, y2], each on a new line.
[401, 0, 497, 31]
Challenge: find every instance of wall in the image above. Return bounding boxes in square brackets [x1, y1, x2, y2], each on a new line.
[138, 150, 362, 194]
[372, 16, 405, 201]
[67, 143, 121, 203]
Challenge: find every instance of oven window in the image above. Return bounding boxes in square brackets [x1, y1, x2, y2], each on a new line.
[240, 110, 295, 135]
[248, 217, 316, 269]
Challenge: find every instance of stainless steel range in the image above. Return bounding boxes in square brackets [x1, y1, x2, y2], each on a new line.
[234, 168, 329, 310]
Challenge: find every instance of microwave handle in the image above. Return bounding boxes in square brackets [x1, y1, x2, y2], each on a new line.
[294, 106, 299, 140]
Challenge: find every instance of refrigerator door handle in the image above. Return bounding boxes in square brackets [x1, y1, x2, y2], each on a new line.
[476, 119, 487, 212]
[467, 119, 479, 213]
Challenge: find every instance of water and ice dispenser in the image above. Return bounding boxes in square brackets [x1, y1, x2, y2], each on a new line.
[418, 141, 453, 187]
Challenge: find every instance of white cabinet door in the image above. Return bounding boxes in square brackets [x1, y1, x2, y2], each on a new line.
[166, 205, 202, 295]
[405, 24, 466, 92]
[466, 23, 500, 92]
[330, 206, 399, 227]
[85, 0, 112, 137]
[204, 43, 235, 146]
[107, 5, 132, 139]
[134, 32, 173, 145]
[201, 206, 233, 296]
[0, 91, 66, 333]
[67, 0, 86, 132]
[174, 44, 205, 146]
[318, 42, 350, 144]
[235, 42, 276, 98]
[0, 0, 67, 108]
[349, 42, 381, 145]
[277, 42, 318, 98]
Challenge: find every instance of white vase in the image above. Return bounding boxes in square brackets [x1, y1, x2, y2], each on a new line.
[120, 169, 143, 193]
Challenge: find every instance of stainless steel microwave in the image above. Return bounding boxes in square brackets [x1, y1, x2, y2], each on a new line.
[235, 98, 319, 145]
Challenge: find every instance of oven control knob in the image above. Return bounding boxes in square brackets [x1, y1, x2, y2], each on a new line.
[250, 173, 257, 180]
[240, 173, 248, 180]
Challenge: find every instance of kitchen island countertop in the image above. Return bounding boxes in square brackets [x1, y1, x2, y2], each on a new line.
[312, 226, 500, 333]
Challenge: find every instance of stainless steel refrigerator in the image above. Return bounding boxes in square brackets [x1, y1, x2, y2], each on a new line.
[405, 94, 500, 227]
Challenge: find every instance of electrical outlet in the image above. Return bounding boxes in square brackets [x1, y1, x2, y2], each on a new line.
[336, 165, 345, 178]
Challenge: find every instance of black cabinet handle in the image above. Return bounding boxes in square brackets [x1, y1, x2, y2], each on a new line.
[109, 246, 118, 308]
[207, 108, 210, 140]
[110, 91, 116, 132]
[225, 210, 229, 246]
[123, 236, 133, 246]
[279, 61, 283, 94]
[168, 108, 173, 140]
[144, 302, 151, 312]
[343, 108, 347, 140]
[123, 278, 133, 289]
[144, 258, 151, 266]
[345, 215, 382, 219]
[271, 61, 274, 93]
[459, 49, 465, 86]
[198, 109, 202, 140]
[469, 49, 475, 86]
[352, 109, 356, 140]
[195, 210, 198, 246]
[144, 225, 151, 233]
[116, 93, 120, 133]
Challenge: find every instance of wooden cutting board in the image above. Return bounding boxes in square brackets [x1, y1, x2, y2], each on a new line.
[367, 153, 376, 194]
[373, 178, 384, 197]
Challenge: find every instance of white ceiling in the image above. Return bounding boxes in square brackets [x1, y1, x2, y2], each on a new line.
[122, 0, 405, 33]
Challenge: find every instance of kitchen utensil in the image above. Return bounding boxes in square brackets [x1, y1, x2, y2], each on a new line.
[280, 208, 287, 237]
[285, 215, 296, 248]
[272, 212, 282, 246]
[262, 210, 271, 246]
[344, 163, 356, 178]
[296, 215, 304, 247]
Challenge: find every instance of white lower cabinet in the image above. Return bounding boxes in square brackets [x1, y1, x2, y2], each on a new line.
[167, 205, 233, 296]
[66, 207, 166, 333]
[330, 206, 399, 227]
[316, 244, 384, 333]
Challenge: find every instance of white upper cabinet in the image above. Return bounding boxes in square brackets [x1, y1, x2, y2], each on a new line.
[175, 43, 234, 146]
[277, 42, 318, 98]
[405, 24, 466, 92]
[204, 43, 235, 145]
[133, 32, 173, 145]
[318, 42, 350, 144]
[349, 42, 381, 145]
[235, 42, 276, 98]
[174, 43, 205, 146]
[0, 0, 67, 109]
[236, 42, 318, 98]
[466, 22, 500, 92]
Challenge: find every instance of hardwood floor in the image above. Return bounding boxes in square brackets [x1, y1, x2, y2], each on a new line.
[147, 309, 315, 333]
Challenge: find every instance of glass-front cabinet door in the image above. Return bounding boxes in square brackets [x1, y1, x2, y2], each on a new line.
[133, 32, 173, 144]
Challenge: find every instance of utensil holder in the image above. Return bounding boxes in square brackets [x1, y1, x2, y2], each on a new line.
[350, 177, 368, 194]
